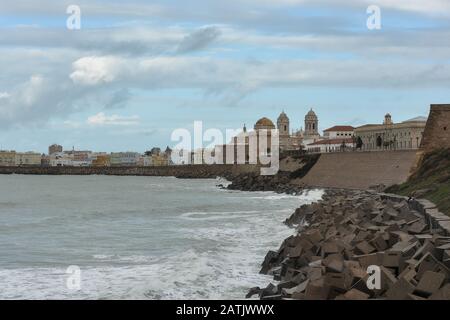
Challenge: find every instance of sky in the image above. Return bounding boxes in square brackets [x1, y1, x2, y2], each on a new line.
[0, 0, 450, 153]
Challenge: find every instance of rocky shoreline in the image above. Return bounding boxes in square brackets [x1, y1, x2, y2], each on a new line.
[244, 188, 450, 300]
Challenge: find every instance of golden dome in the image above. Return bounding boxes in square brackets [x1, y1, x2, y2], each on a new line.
[254, 117, 275, 130]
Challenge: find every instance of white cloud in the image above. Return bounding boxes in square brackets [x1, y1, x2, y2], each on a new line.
[87, 112, 140, 126]
[0, 92, 10, 99]
[70, 56, 124, 85]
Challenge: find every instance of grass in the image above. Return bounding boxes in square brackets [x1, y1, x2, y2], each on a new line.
[386, 148, 450, 215]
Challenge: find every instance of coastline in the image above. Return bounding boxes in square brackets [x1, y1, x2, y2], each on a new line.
[2, 152, 448, 300]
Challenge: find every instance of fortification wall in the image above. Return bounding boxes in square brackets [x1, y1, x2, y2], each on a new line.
[296, 150, 419, 189]
[421, 104, 450, 152]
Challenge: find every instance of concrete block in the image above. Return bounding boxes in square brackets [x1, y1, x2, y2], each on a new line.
[372, 235, 388, 251]
[355, 241, 376, 255]
[323, 254, 344, 273]
[398, 266, 417, 283]
[385, 278, 415, 300]
[342, 289, 370, 300]
[429, 284, 450, 300]
[354, 230, 371, 243]
[321, 241, 340, 255]
[282, 279, 309, 296]
[294, 237, 314, 251]
[305, 229, 323, 243]
[289, 246, 303, 258]
[408, 221, 428, 234]
[380, 266, 398, 291]
[382, 251, 404, 270]
[325, 272, 348, 291]
[304, 281, 330, 300]
[307, 267, 323, 282]
[406, 293, 427, 300]
[414, 271, 446, 297]
[390, 240, 419, 257]
[356, 253, 382, 269]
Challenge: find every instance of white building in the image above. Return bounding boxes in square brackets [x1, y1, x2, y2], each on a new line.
[306, 137, 355, 153]
[323, 126, 355, 139]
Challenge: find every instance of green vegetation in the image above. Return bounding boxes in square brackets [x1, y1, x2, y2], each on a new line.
[386, 148, 450, 215]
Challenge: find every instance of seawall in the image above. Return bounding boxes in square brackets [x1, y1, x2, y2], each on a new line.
[295, 150, 419, 189]
[0, 150, 421, 190]
[0, 164, 259, 179]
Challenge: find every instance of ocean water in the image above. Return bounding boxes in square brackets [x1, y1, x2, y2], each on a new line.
[0, 175, 323, 299]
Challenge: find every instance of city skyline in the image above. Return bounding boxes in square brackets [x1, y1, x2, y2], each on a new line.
[1, 1, 449, 153]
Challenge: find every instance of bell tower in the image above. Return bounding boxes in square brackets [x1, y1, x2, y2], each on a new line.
[304, 108, 319, 137]
[277, 111, 290, 137]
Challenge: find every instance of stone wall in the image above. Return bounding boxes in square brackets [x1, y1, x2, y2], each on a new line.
[296, 150, 419, 189]
[0, 164, 259, 179]
[421, 104, 450, 152]
[379, 193, 450, 235]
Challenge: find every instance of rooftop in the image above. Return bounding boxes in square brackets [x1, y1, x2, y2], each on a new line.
[324, 125, 355, 132]
[308, 138, 354, 146]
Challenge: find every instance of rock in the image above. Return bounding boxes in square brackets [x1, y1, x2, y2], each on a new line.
[245, 287, 261, 299]
[253, 188, 450, 300]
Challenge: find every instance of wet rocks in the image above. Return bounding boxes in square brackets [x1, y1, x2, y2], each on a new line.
[257, 189, 450, 300]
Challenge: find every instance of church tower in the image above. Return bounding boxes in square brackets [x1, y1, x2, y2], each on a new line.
[304, 108, 319, 137]
[277, 111, 290, 137]
[383, 113, 393, 125]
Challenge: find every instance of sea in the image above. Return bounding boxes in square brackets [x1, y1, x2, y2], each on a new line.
[0, 175, 323, 299]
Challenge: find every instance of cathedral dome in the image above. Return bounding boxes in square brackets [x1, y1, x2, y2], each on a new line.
[254, 117, 275, 130]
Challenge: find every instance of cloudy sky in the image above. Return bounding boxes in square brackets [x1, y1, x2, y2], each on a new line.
[1, 0, 449, 153]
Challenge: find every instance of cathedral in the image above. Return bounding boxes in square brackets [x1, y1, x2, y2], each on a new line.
[214, 108, 321, 165]
[250, 108, 322, 151]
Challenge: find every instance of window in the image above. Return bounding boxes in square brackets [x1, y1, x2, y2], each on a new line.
[444, 126, 447, 131]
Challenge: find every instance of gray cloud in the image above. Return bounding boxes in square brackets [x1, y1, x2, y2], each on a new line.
[104, 89, 132, 110]
[177, 26, 221, 53]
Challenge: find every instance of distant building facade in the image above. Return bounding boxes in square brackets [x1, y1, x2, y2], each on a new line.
[15, 152, 41, 166]
[0, 150, 16, 166]
[91, 154, 110, 167]
[354, 114, 427, 151]
[49, 144, 63, 155]
[110, 152, 140, 166]
[50, 152, 73, 167]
